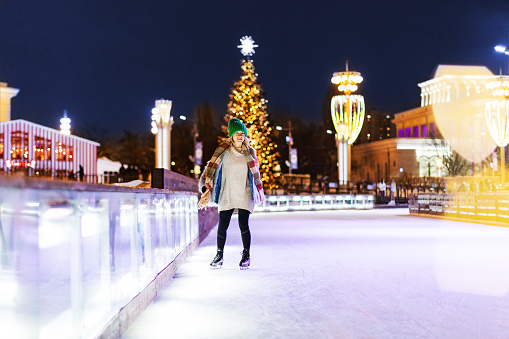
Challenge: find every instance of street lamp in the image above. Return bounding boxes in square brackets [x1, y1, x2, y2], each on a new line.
[179, 114, 201, 179]
[151, 99, 173, 170]
[330, 61, 365, 185]
[276, 121, 294, 174]
[495, 45, 509, 74]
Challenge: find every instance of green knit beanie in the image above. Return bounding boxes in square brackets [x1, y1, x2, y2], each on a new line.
[228, 118, 248, 137]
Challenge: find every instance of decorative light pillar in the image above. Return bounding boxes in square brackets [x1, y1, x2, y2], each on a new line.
[485, 76, 509, 186]
[60, 110, 71, 135]
[151, 99, 173, 170]
[330, 62, 365, 185]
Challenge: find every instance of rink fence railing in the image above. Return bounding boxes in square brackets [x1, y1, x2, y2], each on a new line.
[0, 175, 218, 339]
[408, 192, 509, 225]
[254, 194, 375, 212]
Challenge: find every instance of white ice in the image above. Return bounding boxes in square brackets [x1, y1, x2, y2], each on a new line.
[122, 209, 509, 339]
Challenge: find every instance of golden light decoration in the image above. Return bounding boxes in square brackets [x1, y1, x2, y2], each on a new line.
[330, 65, 365, 144]
[331, 71, 363, 95]
[485, 76, 509, 185]
[330, 95, 365, 144]
[330, 63, 365, 185]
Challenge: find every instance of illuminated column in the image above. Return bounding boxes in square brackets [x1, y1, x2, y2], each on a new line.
[0, 82, 19, 122]
[60, 110, 71, 135]
[336, 123, 349, 184]
[330, 64, 365, 185]
[485, 76, 509, 186]
[151, 99, 173, 170]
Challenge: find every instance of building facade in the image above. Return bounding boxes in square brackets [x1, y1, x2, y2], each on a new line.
[349, 65, 491, 183]
[0, 81, 99, 179]
[0, 119, 99, 179]
[354, 110, 396, 145]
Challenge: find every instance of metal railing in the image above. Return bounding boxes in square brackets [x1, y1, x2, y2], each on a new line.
[409, 192, 509, 224]
[254, 194, 375, 212]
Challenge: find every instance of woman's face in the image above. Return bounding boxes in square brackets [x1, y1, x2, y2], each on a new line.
[233, 131, 245, 144]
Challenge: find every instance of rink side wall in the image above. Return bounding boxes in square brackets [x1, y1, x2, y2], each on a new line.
[0, 173, 218, 339]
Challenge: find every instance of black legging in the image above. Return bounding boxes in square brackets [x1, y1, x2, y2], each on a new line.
[217, 208, 251, 251]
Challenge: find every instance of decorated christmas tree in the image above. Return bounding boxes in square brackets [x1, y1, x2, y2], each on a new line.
[224, 36, 281, 189]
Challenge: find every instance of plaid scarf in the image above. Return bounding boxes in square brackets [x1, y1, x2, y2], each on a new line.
[198, 138, 264, 209]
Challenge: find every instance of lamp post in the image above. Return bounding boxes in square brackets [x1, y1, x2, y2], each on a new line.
[151, 99, 173, 170]
[495, 45, 509, 74]
[330, 62, 365, 186]
[276, 121, 294, 174]
[180, 115, 201, 179]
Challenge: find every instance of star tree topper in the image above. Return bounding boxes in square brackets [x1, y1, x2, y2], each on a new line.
[237, 36, 258, 56]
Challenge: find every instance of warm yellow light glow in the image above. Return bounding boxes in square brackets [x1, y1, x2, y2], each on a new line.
[424, 65, 498, 163]
[330, 95, 365, 144]
[227, 54, 280, 189]
[485, 100, 509, 147]
[331, 71, 363, 95]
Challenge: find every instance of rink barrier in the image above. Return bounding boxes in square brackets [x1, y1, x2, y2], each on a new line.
[254, 194, 375, 212]
[0, 174, 218, 339]
[409, 192, 509, 226]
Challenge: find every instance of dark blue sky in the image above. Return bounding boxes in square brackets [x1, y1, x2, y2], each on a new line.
[1, 0, 508, 136]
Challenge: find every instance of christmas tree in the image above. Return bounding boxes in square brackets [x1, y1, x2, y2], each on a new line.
[225, 36, 281, 189]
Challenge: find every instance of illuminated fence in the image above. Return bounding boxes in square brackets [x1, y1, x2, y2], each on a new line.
[255, 194, 375, 212]
[0, 176, 201, 339]
[409, 192, 509, 224]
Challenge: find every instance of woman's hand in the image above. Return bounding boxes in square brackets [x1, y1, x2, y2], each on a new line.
[205, 183, 212, 191]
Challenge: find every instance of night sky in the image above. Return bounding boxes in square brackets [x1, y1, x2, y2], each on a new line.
[1, 0, 509, 136]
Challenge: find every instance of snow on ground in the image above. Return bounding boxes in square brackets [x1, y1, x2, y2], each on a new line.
[122, 208, 509, 339]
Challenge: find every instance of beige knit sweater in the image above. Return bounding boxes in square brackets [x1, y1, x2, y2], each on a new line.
[218, 147, 254, 213]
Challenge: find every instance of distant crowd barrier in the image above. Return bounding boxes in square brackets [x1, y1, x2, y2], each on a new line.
[409, 192, 509, 224]
[254, 194, 375, 212]
[0, 172, 217, 339]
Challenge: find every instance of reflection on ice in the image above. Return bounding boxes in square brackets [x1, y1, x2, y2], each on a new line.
[434, 227, 509, 296]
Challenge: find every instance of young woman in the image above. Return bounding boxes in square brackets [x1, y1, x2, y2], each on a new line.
[198, 118, 265, 269]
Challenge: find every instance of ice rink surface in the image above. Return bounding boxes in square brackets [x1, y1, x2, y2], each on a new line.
[123, 208, 509, 339]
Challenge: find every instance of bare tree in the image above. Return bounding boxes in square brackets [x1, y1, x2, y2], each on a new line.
[431, 138, 469, 176]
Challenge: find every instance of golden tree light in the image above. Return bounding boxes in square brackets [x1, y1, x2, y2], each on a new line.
[225, 37, 281, 189]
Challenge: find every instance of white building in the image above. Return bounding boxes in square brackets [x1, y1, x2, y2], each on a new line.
[0, 82, 99, 180]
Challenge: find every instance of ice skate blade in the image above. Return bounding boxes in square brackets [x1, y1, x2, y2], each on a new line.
[210, 264, 223, 269]
[239, 265, 250, 270]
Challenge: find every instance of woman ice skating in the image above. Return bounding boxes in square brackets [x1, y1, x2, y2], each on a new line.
[198, 118, 265, 269]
